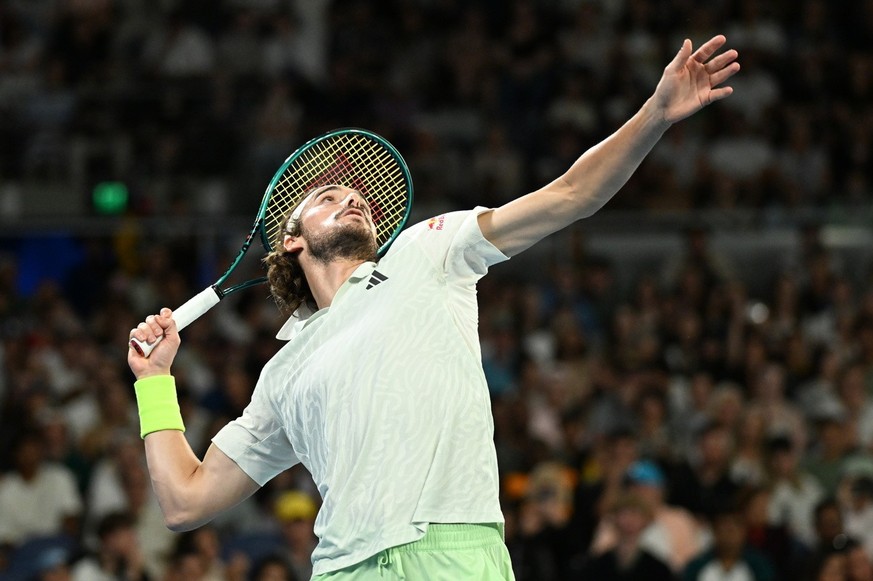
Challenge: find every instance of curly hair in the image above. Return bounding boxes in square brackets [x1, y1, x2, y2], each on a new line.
[263, 188, 377, 315]
[263, 204, 315, 315]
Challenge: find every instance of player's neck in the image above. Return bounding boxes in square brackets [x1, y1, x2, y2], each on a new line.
[302, 257, 368, 309]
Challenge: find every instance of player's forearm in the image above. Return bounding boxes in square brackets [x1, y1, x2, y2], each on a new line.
[555, 97, 671, 219]
[133, 375, 259, 531]
[133, 374, 205, 529]
[480, 99, 671, 256]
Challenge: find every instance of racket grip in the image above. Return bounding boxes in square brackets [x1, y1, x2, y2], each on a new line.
[130, 286, 222, 358]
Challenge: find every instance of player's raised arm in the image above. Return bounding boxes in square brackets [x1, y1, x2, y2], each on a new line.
[479, 35, 740, 257]
[128, 308, 260, 531]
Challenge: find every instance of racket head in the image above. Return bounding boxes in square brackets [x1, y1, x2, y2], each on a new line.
[257, 128, 413, 257]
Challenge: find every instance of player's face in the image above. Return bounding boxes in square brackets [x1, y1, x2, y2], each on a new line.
[287, 185, 378, 263]
[300, 185, 376, 238]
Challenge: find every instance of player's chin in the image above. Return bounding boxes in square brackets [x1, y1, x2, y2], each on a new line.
[339, 223, 378, 255]
[344, 218, 375, 237]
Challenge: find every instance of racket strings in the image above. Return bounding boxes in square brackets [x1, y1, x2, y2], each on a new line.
[263, 133, 410, 250]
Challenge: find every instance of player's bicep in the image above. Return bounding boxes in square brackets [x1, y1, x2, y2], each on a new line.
[193, 443, 260, 515]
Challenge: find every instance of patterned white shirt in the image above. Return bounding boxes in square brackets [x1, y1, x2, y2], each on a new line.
[213, 208, 508, 575]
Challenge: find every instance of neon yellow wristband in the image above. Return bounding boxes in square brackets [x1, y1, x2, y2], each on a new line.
[134, 375, 186, 439]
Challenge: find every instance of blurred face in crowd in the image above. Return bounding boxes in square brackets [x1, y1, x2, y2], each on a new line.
[847, 544, 873, 581]
[14, 436, 44, 479]
[103, 524, 137, 558]
[712, 512, 746, 558]
[743, 489, 771, 527]
[255, 561, 294, 581]
[738, 408, 766, 446]
[699, 425, 733, 467]
[191, 527, 221, 563]
[815, 504, 844, 546]
[710, 386, 744, 431]
[614, 504, 650, 539]
[769, 447, 797, 479]
[818, 420, 847, 458]
[690, 373, 714, 410]
[754, 363, 786, 402]
[38, 565, 71, 581]
[611, 434, 639, 473]
[838, 364, 867, 409]
[859, 321, 873, 358]
[816, 552, 847, 581]
[166, 554, 205, 581]
[283, 515, 316, 554]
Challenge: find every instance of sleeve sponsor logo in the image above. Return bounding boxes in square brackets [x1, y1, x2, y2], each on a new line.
[427, 215, 445, 231]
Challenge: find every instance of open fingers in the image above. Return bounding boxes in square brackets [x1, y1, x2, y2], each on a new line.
[709, 61, 740, 88]
[708, 86, 734, 103]
[705, 49, 739, 73]
[669, 39, 693, 73]
[692, 34, 727, 64]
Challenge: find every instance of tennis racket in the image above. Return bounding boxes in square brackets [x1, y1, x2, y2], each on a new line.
[130, 128, 414, 357]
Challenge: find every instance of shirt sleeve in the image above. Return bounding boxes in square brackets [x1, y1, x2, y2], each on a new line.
[400, 207, 509, 284]
[212, 378, 300, 487]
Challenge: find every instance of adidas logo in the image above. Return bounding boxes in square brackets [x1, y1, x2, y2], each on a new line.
[366, 270, 388, 290]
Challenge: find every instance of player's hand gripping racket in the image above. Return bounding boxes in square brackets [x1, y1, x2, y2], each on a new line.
[130, 128, 413, 357]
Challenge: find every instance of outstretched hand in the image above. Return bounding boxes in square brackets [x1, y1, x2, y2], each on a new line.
[653, 35, 739, 124]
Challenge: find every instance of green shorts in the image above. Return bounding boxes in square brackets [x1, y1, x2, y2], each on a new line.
[312, 523, 515, 580]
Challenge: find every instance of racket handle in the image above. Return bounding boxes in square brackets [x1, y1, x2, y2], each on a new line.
[129, 286, 222, 358]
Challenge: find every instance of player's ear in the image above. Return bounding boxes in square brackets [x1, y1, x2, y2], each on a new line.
[284, 233, 304, 254]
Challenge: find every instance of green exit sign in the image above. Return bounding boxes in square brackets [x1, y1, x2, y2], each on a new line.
[92, 181, 129, 214]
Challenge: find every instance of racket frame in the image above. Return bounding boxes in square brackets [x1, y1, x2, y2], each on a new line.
[130, 128, 413, 357]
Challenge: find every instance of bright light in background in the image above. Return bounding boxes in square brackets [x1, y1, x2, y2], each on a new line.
[92, 181, 129, 215]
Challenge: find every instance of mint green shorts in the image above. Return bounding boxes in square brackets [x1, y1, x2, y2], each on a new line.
[312, 523, 515, 580]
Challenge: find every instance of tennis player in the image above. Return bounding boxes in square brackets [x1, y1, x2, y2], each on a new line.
[128, 35, 739, 580]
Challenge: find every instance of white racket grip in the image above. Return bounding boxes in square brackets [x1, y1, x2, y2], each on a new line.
[129, 286, 222, 357]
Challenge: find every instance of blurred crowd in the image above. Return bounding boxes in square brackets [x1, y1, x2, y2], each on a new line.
[1, 216, 871, 581]
[0, 0, 872, 215]
[1, 0, 873, 580]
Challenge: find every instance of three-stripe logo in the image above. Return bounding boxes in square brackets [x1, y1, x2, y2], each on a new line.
[366, 270, 388, 290]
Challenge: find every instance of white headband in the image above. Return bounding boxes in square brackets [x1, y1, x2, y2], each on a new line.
[290, 190, 319, 222]
[286, 189, 320, 233]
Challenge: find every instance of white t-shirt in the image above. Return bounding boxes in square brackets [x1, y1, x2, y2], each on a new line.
[0, 463, 83, 544]
[767, 474, 823, 548]
[698, 561, 755, 581]
[213, 208, 508, 575]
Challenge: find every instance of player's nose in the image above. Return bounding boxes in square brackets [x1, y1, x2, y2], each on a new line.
[342, 191, 366, 209]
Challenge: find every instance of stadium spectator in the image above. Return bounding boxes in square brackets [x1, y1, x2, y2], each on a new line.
[593, 459, 702, 573]
[669, 422, 742, 519]
[579, 492, 675, 581]
[682, 503, 776, 581]
[766, 434, 825, 550]
[274, 490, 318, 581]
[70, 512, 148, 581]
[0, 430, 82, 545]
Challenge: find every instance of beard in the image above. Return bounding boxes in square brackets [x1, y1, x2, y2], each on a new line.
[302, 218, 377, 264]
